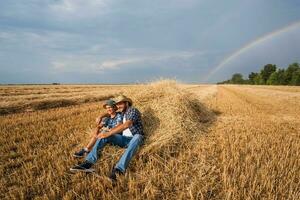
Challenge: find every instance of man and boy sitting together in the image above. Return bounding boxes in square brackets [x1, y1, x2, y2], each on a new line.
[70, 95, 144, 182]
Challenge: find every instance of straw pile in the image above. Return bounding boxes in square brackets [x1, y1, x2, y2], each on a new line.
[121, 79, 215, 156]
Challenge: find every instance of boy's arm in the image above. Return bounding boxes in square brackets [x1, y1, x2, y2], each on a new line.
[95, 112, 110, 125]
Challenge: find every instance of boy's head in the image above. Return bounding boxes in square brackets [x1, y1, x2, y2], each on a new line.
[102, 99, 117, 115]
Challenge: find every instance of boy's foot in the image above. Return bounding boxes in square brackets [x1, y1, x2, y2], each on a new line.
[70, 161, 95, 173]
[108, 167, 124, 182]
[73, 148, 89, 158]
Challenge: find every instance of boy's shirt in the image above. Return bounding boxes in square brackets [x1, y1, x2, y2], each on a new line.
[102, 112, 123, 130]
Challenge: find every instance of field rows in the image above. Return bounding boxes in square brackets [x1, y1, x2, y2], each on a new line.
[0, 85, 139, 115]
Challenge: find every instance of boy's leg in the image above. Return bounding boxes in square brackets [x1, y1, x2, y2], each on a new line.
[73, 128, 100, 158]
[86, 128, 100, 151]
[114, 134, 144, 172]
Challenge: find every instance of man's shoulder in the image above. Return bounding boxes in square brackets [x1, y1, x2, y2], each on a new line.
[127, 107, 141, 114]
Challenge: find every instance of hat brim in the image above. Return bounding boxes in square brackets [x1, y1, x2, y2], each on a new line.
[102, 103, 117, 109]
[115, 99, 133, 106]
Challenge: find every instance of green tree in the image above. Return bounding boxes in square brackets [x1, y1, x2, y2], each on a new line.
[217, 79, 231, 84]
[290, 69, 300, 86]
[254, 74, 264, 85]
[258, 74, 265, 84]
[231, 73, 244, 84]
[284, 63, 300, 85]
[276, 69, 286, 85]
[219, 62, 300, 86]
[267, 71, 279, 85]
[248, 72, 258, 84]
[260, 64, 277, 84]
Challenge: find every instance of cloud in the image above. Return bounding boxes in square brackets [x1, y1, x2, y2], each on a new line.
[48, 0, 112, 20]
[100, 58, 141, 69]
[50, 50, 204, 74]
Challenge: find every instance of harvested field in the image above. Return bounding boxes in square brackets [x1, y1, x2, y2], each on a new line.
[0, 81, 299, 199]
[0, 85, 135, 115]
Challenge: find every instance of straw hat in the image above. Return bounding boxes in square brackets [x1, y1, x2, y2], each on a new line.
[102, 99, 117, 109]
[114, 95, 133, 106]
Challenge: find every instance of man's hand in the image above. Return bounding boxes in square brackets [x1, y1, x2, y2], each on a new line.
[97, 132, 109, 139]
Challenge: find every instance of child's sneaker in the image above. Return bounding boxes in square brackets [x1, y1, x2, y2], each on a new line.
[73, 148, 89, 158]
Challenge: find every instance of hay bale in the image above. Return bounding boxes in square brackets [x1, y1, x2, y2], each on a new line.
[120, 80, 215, 156]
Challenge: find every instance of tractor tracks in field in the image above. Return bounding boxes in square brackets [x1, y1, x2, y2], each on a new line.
[188, 84, 300, 142]
[186, 85, 300, 199]
[218, 85, 300, 121]
[218, 86, 273, 116]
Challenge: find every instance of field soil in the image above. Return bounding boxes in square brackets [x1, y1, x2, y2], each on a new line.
[1, 81, 299, 199]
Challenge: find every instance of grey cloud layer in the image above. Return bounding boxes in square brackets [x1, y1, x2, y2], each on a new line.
[0, 0, 300, 83]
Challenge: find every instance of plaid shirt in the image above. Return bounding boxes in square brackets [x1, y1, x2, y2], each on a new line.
[102, 112, 123, 129]
[124, 107, 144, 135]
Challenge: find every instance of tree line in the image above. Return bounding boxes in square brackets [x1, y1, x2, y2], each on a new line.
[217, 62, 300, 86]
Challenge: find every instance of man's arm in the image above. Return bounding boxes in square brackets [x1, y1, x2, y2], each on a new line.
[97, 120, 133, 139]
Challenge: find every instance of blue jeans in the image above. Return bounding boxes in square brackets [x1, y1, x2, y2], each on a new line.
[85, 134, 144, 172]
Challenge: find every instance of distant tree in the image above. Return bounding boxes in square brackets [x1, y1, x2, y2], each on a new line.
[248, 72, 258, 84]
[217, 79, 230, 84]
[231, 73, 244, 84]
[260, 64, 277, 84]
[254, 74, 264, 85]
[267, 71, 279, 85]
[284, 63, 300, 85]
[290, 69, 300, 86]
[243, 79, 250, 84]
[276, 69, 286, 85]
[218, 62, 300, 86]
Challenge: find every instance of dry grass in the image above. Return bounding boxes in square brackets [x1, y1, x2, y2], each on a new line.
[0, 80, 299, 199]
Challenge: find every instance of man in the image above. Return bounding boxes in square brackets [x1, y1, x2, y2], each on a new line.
[70, 95, 144, 182]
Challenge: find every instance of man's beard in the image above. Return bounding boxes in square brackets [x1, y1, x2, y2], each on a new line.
[117, 106, 126, 112]
[121, 105, 127, 112]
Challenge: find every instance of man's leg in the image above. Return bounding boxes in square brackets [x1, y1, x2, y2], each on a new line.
[114, 134, 144, 172]
[85, 134, 129, 164]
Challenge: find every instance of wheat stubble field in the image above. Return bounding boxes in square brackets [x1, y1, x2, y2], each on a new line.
[0, 80, 299, 199]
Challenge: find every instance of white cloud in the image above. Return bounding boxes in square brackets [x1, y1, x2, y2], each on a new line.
[50, 50, 204, 74]
[49, 0, 111, 19]
[52, 61, 67, 70]
[100, 58, 142, 69]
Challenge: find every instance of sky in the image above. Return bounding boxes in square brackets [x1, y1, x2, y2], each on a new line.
[0, 0, 300, 84]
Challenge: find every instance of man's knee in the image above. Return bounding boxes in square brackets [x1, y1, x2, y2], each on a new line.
[132, 134, 144, 145]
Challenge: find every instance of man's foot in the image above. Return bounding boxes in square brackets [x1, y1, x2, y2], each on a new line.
[108, 167, 124, 182]
[73, 148, 89, 158]
[70, 161, 95, 173]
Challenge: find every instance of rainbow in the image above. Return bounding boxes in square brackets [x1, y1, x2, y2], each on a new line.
[205, 20, 300, 81]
